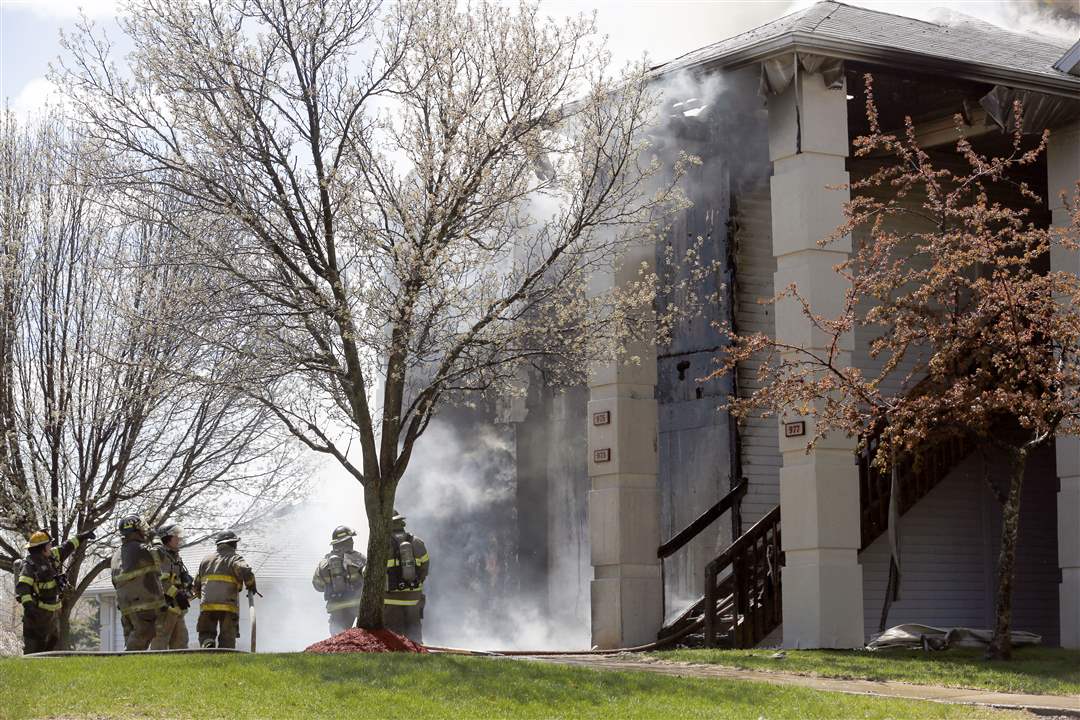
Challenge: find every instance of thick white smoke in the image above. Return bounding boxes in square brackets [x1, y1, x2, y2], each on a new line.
[261, 414, 590, 652]
[396, 416, 591, 651]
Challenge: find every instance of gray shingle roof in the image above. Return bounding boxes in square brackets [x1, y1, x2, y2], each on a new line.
[653, 1, 1080, 95]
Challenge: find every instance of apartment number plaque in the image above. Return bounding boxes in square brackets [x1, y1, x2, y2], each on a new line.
[593, 448, 612, 463]
[785, 421, 806, 438]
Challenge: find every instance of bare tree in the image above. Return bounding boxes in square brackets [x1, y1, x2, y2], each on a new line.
[0, 112, 305, 647]
[60, 0, 689, 627]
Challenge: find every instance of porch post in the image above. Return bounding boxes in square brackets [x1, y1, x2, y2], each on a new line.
[767, 68, 865, 648]
[1048, 121, 1080, 648]
[587, 242, 662, 649]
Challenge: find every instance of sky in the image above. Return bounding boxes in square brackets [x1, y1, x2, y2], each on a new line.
[3, 0, 1077, 119]
[0, 0, 775, 115]
[1, 0, 1076, 521]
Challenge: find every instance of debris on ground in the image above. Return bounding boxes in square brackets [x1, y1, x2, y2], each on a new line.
[304, 628, 428, 654]
[867, 624, 1041, 652]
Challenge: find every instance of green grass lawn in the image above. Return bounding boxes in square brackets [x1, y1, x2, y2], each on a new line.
[0, 652, 1031, 720]
[653, 647, 1080, 696]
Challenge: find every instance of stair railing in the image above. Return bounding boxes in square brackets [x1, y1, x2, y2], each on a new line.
[858, 427, 973, 550]
[657, 477, 748, 621]
[703, 505, 782, 647]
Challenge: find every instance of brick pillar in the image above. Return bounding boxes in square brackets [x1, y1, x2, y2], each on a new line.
[1048, 121, 1080, 648]
[587, 242, 662, 649]
[767, 69, 865, 648]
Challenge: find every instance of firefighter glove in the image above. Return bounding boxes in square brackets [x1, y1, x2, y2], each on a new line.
[176, 591, 191, 610]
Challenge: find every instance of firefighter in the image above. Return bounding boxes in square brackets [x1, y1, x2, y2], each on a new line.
[312, 525, 366, 635]
[384, 512, 429, 643]
[15, 528, 94, 654]
[194, 530, 257, 649]
[111, 515, 166, 651]
[150, 523, 193, 650]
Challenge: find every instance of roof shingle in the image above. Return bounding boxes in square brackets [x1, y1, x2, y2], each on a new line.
[654, 1, 1080, 93]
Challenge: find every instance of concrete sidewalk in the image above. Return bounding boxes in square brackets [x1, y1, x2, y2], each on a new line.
[524, 655, 1080, 717]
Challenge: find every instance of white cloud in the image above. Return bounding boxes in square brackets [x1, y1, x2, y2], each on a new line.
[1, 0, 120, 19]
[10, 75, 65, 118]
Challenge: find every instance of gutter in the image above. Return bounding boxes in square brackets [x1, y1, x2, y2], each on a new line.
[654, 33, 1080, 100]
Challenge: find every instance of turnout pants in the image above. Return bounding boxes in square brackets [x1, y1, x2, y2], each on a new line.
[151, 610, 189, 650]
[197, 610, 239, 649]
[22, 608, 60, 655]
[328, 607, 359, 636]
[383, 603, 423, 644]
[122, 610, 159, 651]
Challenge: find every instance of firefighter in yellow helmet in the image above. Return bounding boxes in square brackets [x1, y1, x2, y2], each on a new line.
[194, 530, 257, 649]
[384, 512, 429, 643]
[15, 528, 94, 654]
[150, 523, 193, 650]
[110, 515, 166, 651]
[312, 525, 366, 635]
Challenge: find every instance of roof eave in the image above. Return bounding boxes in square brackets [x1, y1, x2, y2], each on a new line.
[661, 33, 1080, 100]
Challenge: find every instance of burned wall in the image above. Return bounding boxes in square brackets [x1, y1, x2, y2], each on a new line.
[510, 375, 591, 646]
[654, 65, 771, 612]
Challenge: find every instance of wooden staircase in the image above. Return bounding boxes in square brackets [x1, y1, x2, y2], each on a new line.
[656, 429, 974, 649]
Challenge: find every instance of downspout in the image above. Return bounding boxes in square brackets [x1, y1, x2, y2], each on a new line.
[794, 51, 803, 155]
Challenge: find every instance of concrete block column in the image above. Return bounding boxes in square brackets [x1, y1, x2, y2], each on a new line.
[1048, 121, 1080, 648]
[767, 70, 865, 648]
[587, 242, 662, 649]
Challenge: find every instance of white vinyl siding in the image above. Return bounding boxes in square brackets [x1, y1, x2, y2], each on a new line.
[861, 445, 1059, 643]
[848, 153, 1059, 642]
[732, 180, 780, 528]
[735, 153, 1059, 643]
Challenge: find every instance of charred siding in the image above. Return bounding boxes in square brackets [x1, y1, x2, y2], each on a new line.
[656, 158, 735, 608]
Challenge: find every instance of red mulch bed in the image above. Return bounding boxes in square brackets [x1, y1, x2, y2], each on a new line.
[304, 628, 428, 654]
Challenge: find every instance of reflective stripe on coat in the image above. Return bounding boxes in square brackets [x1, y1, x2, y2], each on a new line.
[195, 547, 255, 615]
[15, 539, 80, 613]
[111, 539, 165, 616]
[153, 543, 190, 616]
[384, 534, 428, 607]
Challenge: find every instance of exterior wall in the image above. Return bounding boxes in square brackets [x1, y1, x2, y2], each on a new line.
[544, 387, 591, 641]
[99, 594, 121, 651]
[861, 446, 1059, 643]
[768, 69, 865, 649]
[657, 156, 735, 611]
[511, 377, 592, 646]
[1048, 121, 1080, 648]
[847, 149, 1059, 642]
[514, 379, 551, 611]
[996, 445, 1060, 646]
[587, 240, 663, 649]
[732, 181, 780, 527]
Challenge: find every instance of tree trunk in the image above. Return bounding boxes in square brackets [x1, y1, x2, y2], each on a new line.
[356, 477, 398, 630]
[987, 449, 1027, 661]
[57, 601, 73, 651]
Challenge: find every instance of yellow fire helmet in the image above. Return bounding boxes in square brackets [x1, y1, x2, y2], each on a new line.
[25, 530, 51, 550]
